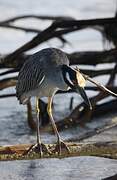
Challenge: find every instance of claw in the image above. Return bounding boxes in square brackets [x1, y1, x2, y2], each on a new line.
[23, 143, 51, 156]
[54, 139, 70, 155]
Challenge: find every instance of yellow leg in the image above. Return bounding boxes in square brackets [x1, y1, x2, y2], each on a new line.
[35, 98, 43, 156]
[36, 98, 41, 145]
[23, 98, 51, 156]
[47, 97, 60, 140]
[47, 97, 70, 155]
[36, 98, 51, 155]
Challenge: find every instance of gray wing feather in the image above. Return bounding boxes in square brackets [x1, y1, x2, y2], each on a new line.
[16, 47, 69, 100]
[16, 58, 44, 99]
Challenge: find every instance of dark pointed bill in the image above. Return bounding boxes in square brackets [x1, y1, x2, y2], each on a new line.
[61, 65, 92, 110]
[75, 85, 92, 110]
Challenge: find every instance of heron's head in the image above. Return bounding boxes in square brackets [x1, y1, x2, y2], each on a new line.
[62, 65, 92, 110]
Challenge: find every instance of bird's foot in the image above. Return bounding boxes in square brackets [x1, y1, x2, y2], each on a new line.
[23, 143, 51, 157]
[54, 139, 70, 155]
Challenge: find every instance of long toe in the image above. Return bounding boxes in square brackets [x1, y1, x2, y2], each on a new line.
[54, 139, 70, 155]
[23, 143, 51, 157]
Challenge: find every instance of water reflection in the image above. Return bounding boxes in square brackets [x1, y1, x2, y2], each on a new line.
[0, 157, 117, 180]
[21, 161, 37, 180]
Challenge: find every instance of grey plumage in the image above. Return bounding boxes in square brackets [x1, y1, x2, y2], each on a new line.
[16, 48, 69, 104]
[16, 47, 91, 155]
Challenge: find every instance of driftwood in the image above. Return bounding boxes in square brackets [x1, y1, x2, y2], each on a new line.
[0, 15, 117, 68]
[0, 141, 116, 161]
[67, 117, 117, 142]
[0, 14, 117, 131]
[0, 48, 117, 69]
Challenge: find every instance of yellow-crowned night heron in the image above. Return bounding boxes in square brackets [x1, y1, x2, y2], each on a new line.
[16, 48, 91, 156]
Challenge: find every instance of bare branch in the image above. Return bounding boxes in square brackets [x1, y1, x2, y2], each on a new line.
[5, 16, 117, 63]
[83, 74, 117, 97]
[0, 15, 74, 24]
[0, 24, 41, 33]
[68, 116, 117, 142]
[0, 77, 17, 90]
[68, 48, 117, 65]
[0, 69, 18, 76]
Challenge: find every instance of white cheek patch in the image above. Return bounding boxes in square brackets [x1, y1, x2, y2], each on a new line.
[65, 72, 74, 85]
[76, 71, 86, 87]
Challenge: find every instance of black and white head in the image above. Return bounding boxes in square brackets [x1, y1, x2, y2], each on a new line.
[62, 65, 92, 110]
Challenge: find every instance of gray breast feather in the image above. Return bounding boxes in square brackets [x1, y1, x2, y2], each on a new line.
[16, 58, 45, 99]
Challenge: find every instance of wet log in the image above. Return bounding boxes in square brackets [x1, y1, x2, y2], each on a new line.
[0, 141, 116, 161]
[103, 173, 117, 180]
